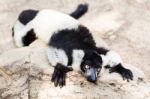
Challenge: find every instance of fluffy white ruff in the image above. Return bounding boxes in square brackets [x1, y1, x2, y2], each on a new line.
[101, 50, 123, 67]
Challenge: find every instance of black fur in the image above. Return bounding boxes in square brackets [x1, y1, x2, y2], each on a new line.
[22, 29, 37, 46]
[109, 63, 133, 81]
[49, 25, 96, 66]
[18, 9, 38, 25]
[96, 47, 109, 55]
[70, 3, 88, 19]
[51, 63, 73, 87]
[48, 25, 103, 86]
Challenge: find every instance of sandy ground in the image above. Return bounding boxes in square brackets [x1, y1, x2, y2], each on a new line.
[0, 0, 150, 79]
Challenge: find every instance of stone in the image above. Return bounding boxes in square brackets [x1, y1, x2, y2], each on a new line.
[0, 41, 149, 99]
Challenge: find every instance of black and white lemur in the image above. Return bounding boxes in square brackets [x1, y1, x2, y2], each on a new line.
[12, 4, 133, 87]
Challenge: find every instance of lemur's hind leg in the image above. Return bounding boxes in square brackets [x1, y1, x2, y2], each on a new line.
[109, 64, 133, 81]
[70, 3, 88, 19]
[51, 63, 73, 87]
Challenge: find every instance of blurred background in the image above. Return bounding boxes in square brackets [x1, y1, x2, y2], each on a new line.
[0, 0, 150, 79]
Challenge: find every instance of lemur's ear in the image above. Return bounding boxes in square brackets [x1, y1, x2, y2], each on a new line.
[84, 50, 100, 58]
[95, 47, 109, 55]
[93, 51, 100, 56]
[85, 50, 98, 55]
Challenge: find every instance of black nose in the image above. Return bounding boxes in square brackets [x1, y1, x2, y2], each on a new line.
[87, 76, 97, 83]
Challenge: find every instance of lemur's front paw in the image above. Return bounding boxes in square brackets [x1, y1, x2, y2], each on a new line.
[109, 64, 133, 82]
[51, 69, 66, 87]
[51, 64, 73, 87]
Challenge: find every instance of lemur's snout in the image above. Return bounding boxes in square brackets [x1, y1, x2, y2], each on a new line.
[86, 68, 97, 83]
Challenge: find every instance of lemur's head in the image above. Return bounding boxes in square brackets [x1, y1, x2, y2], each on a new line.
[81, 51, 102, 83]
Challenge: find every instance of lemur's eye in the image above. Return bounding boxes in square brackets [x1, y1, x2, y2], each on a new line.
[97, 68, 101, 72]
[85, 65, 90, 69]
[97, 68, 101, 75]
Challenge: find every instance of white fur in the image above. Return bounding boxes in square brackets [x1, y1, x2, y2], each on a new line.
[13, 9, 80, 47]
[72, 50, 85, 71]
[47, 47, 68, 66]
[33, 9, 79, 43]
[47, 48, 85, 71]
[13, 20, 25, 47]
[101, 50, 123, 67]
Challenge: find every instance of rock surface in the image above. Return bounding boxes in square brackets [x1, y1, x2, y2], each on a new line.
[0, 0, 150, 99]
[0, 41, 150, 99]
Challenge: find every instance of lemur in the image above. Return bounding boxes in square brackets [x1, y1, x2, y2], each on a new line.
[12, 4, 133, 87]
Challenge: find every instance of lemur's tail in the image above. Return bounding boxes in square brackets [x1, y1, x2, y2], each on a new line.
[70, 3, 88, 19]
